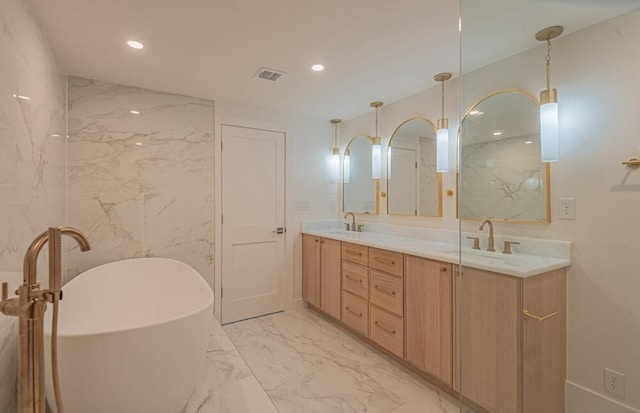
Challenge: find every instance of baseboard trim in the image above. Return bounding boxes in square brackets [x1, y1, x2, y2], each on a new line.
[566, 380, 639, 413]
[294, 297, 307, 311]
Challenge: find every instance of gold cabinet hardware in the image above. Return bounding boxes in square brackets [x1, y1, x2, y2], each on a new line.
[345, 274, 363, 283]
[374, 320, 396, 335]
[374, 257, 395, 265]
[622, 158, 640, 169]
[345, 250, 362, 256]
[523, 308, 558, 322]
[373, 285, 396, 296]
[345, 306, 362, 317]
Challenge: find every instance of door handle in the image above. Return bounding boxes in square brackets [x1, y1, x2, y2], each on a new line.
[272, 227, 285, 234]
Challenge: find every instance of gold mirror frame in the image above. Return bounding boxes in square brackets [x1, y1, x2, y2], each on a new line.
[456, 90, 551, 223]
[387, 117, 443, 217]
[342, 135, 380, 214]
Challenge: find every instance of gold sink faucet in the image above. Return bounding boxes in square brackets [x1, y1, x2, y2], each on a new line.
[479, 219, 495, 252]
[344, 212, 356, 232]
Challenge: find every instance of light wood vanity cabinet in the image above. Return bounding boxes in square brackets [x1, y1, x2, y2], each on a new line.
[460, 266, 566, 413]
[404, 255, 453, 386]
[301, 235, 341, 319]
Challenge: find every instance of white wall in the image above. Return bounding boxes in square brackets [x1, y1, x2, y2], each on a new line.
[339, 9, 640, 412]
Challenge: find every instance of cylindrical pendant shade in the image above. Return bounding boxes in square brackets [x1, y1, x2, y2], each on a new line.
[436, 128, 449, 172]
[330, 150, 340, 183]
[540, 102, 559, 162]
[372, 143, 381, 178]
[343, 152, 351, 183]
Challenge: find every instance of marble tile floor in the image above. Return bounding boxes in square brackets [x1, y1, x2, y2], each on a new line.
[184, 307, 460, 413]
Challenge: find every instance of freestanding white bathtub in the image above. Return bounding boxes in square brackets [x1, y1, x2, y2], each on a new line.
[43, 258, 213, 413]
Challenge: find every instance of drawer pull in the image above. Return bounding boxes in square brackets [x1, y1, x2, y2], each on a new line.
[345, 250, 363, 257]
[374, 320, 396, 335]
[523, 308, 558, 322]
[345, 274, 363, 283]
[440, 266, 448, 272]
[374, 257, 395, 265]
[373, 285, 396, 296]
[345, 306, 363, 317]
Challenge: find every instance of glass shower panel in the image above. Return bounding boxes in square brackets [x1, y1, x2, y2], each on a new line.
[459, 2, 640, 413]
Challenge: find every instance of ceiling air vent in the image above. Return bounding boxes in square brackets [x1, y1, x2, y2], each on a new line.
[254, 67, 286, 82]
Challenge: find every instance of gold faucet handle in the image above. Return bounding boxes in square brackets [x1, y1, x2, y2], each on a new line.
[1, 282, 7, 301]
[466, 236, 480, 250]
[503, 240, 520, 254]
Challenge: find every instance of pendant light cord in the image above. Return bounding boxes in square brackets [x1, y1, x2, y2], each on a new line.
[375, 106, 379, 138]
[546, 38, 552, 91]
[441, 80, 445, 120]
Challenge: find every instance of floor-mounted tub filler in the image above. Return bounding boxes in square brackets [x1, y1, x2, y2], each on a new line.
[44, 257, 213, 413]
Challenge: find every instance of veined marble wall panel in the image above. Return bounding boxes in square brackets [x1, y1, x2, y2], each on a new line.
[67, 77, 215, 287]
[0, 0, 68, 409]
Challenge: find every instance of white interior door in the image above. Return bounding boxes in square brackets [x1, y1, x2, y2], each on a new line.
[221, 125, 285, 324]
[389, 147, 418, 215]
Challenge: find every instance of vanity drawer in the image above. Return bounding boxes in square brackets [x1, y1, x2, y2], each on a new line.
[342, 261, 369, 299]
[342, 242, 368, 266]
[369, 305, 404, 358]
[369, 270, 403, 316]
[342, 292, 369, 336]
[369, 248, 404, 277]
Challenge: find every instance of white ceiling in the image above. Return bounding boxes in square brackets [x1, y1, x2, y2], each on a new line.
[26, 0, 640, 121]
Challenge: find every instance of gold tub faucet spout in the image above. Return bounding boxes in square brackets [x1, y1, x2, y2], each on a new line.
[1, 226, 91, 413]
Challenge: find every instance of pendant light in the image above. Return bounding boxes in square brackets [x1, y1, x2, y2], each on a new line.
[434, 73, 452, 172]
[343, 149, 351, 184]
[330, 118, 341, 183]
[536, 25, 563, 162]
[370, 101, 383, 179]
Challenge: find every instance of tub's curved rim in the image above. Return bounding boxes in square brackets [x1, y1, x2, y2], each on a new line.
[44, 257, 213, 338]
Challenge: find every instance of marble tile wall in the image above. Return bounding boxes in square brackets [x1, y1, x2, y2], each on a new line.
[0, 0, 68, 409]
[66, 77, 215, 287]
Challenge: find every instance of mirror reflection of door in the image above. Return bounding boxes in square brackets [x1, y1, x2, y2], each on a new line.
[343, 135, 378, 214]
[387, 118, 441, 217]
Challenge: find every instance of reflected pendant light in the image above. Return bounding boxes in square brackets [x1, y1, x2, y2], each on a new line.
[536, 25, 563, 162]
[330, 118, 342, 183]
[370, 101, 384, 179]
[434, 73, 452, 172]
[344, 149, 351, 184]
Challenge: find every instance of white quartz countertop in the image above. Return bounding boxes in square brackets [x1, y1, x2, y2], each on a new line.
[302, 229, 571, 278]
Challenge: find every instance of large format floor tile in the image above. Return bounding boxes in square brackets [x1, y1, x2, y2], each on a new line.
[224, 308, 460, 413]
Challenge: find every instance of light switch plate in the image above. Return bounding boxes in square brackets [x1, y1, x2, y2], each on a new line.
[558, 198, 576, 220]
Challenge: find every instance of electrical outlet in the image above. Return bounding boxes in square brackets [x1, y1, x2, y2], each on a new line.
[558, 198, 576, 220]
[604, 368, 625, 398]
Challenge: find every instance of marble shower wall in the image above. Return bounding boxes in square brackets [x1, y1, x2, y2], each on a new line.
[0, 0, 67, 411]
[66, 77, 215, 287]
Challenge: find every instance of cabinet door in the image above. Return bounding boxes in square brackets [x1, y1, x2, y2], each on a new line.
[320, 238, 341, 319]
[523, 269, 566, 413]
[452, 265, 460, 393]
[302, 235, 320, 307]
[405, 255, 453, 385]
[460, 267, 522, 413]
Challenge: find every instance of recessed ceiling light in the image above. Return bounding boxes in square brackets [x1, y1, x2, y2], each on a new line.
[492, 131, 503, 136]
[127, 40, 144, 49]
[130, 110, 141, 115]
[135, 142, 143, 146]
[12, 94, 31, 101]
[469, 110, 484, 116]
[525, 140, 533, 144]
[311, 64, 325, 72]
[52, 134, 60, 137]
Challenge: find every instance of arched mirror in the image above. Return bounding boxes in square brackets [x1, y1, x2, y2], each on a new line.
[459, 91, 550, 222]
[343, 135, 378, 214]
[387, 118, 442, 216]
